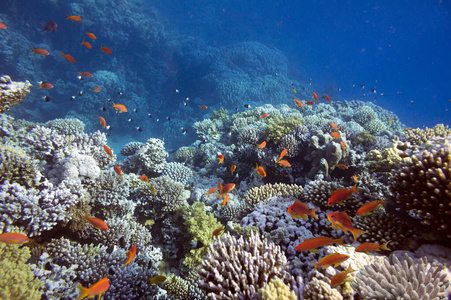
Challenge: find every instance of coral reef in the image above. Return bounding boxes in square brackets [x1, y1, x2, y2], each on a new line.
[264, 115, 304, 143]
[258, 278, 297, 300]
[401, 124, 451, 146]
[44, 118, 85, 135]
[162, 162, 193, 186]
[173, 146, 198, 164]
[352, 253, 449, 299]
[245, 183, 304, 206]
[0, 75, 32, 113]
[122, 138, 168, 176]
[120, 142, 145, 157]
[0, 145, 42, 188]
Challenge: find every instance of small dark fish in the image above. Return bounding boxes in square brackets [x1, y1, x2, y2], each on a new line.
[106, 133, 110, 137]
[352, 84, 356, 87]
[184, 102, 188, 106]
[70, 96, 76, 101]
[360, 84, 365, 89]
[107, 98, 112, 102]
[41, 20, 58, 33]
[133, 109, 139, 112]
[77, 76, 83, 80]
[43, 96, 51, 102]
[397, 92, 402, 95]
[262, 82, 265, 85]
[446, 109, 449, 112]
[309, 78, 312, 81]
[371, 88, 376, 93]
[78, 90, 83, 96]
[156, 119, 160, 122]
[118, 91, 123, 95]
[375, 80, 379, 84]
[235, 107, 239, 111]
[274, 73, 278, 77]
[148, 113, 152, 118]
[181, 128, 188, 134]
[411, 101, 415, 105]
[128, 119, 133, 122]
[244, 104, 251, 108]
[174, 89, 179, 93]
[136, 127, 143, 132]
[101, 106, 107, 111]
[106, 125, 112, 130]
[380, 93, 385, 96]
[186, 97, 190, 101]
[338, 88, 342, 91]
[291, 82, 294, 85]
[166, 116, 171, 121]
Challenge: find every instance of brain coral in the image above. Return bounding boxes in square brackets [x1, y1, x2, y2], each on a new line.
[390, 136, 451, 238]
[0, 145, 42, 188]
[0, 75, 32, 113]
[352, 253, 449, 300]
[197, 231, 302, 299]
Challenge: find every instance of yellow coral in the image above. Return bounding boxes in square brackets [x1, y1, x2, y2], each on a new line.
[245, 183, 304, 206]
[259, 278, 297, 300]
[0, 75, 32, 113]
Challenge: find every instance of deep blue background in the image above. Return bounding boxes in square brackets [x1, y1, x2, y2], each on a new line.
[154, 0, 451, 128]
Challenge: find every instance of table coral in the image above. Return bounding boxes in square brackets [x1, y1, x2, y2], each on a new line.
[0, 75, 32, 113]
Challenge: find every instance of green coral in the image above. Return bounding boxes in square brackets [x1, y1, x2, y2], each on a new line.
[182, 202, 223, 268]
[265, 116, 304, 143]
[0, 145, 42, 187]
[210, 107, 229, 121]
[356, 130, 375, 146]
[0, 243, 43, 300]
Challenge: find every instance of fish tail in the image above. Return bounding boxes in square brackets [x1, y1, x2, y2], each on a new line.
[66, 15, 70, 19]
[334, 237, 345, 245]
[309, 208, 319, 219]
[76, 285, 90, 300]
[381, 241, 391, 251]
[351, 228, 368, 243]
[310, 261, 320, 270]
[350, 183, 359, 193]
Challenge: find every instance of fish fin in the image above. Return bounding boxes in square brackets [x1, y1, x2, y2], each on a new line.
[76, 285, 89, 300]
[309, 249, 319, 254]
[309, 208, 319, 219]
[351, 228, 368, 243]
[350, 183, 359, 193]
[334, 238, 345, 245]
[310, 262, 319, 270]
[381, 241, 391, 251]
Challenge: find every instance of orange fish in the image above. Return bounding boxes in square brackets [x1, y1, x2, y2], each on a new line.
[256, 141, 266, 149]
[330, 122, 338, 130]
[306, 100, 315, 105]
[294, 236, 345, 253]
[328, 211, 368, 242]
[312, 92, 319, 101]
[355, 241, 390, 253]
[66, 15, 82, 22]
[206, 187, 218, 195]
[323, 95, 331, 103]
[212, 227, 224, 238]
[231, 164, 236, 175]
[0, 22, 6, 30]
[278, 160, 291, 168]
[327, 184, 358, 206]
[114, 165, 122, 177]
[84, 215, 109, 230]
[310, 252, 350, 270]
[218, 181, 222, 191]
[93, 86, 101, 92]
[356, 199, 386, 216]
[358, 106, 362, 110]
[254, 163, 266, 177]
[99, 117, 106, 129]
[121, 243, 137, 267]
[352, 175, 358, 182]
[60, 51, 75, 63]
[199, 105, 208, 109]
[104, 145, 113, 157]
[260, 113, 270, 119]
[139, 175, 149, 182]
[81, 40, 92, 49]
[79, 72, 93, 77]
[278, 149, 288, 162]
[85, 32, 97, 40]
[112, 103, 127, 112]
[330, 132, 341, 139]
[221, 194, 230, 208]
[77, 277, 110, 300]
[100, 45, 112, 54]
[336, 164, 348, 170]
[340, 141, 346, 150]
[32, 48, 50, 56]
[38, 82, 54, 89]
[220, 183, 235, 195]
[287, 200, 319, 220]
[330, 264, 357, 288]
[0, 232, 29, 244]
[293, 98, 303, 108]
[217, 154, 224, 164]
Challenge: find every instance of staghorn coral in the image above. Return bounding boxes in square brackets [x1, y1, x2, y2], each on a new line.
[245, 183, 303, 206]
[120, 141, 145, 156]
[258, 278, 297, 300]
[0, 181, 81, 237]
[136, 176, 187, 220]
[265, 115, 305, 143]
[162, 162, 193, 186]
[390, 136, 451, 238]
[122, 138, 168, 175]
[401, 124, 451, 146]
[352, 253, 449, 300]
[198, 231, 302, 299]
[0, 145, 42, 188]
[0, 243, 43, 300]
[44, 118, 85, 135]
[173, 146, 198, 164]
[182, 201, 223, 268]
[0, 75, 32, 113]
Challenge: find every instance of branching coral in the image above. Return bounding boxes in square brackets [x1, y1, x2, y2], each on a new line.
[352, 253, 449, 299]
[0, 75, 32, 113]
[44, 118, 85, 135]
[122, 138, 168, 175]
[120, 142, 145, 157]
[265, 115, 305, 143]
[401, 124, 451, 146]
[245, 183, 303, 206]
[0, 145, 42, 188]
[162, 162, 193, 186]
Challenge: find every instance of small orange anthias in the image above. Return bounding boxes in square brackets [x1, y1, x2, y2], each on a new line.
[327, 184, 359, 206]
[121, 243, 137, 267]
[287, 200, 318, 220]
[84, 215, 108, 231]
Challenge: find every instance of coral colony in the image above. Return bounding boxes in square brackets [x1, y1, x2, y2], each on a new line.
[0, 2, 450, 300]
